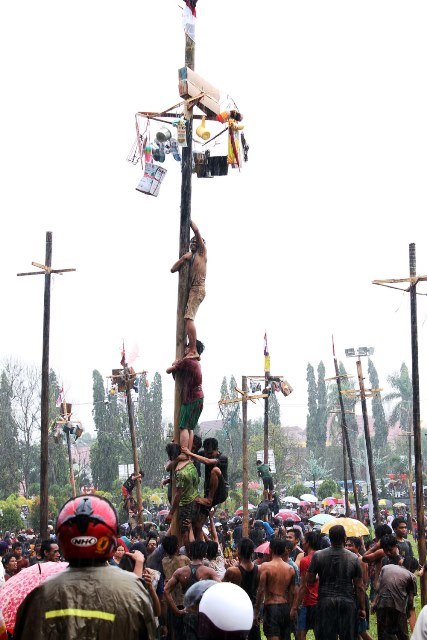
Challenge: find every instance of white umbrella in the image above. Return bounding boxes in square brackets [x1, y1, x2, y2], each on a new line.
[283, 496, 300, 504]
[300, 494, 317, 503]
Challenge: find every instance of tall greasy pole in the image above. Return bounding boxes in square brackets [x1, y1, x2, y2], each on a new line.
[242, 376, 249, 537]
[333, 339, 361, 521]
[40, 231, 52, 540]
[174, 22, 195, 445]
[357, 359, 380, 526]
[409, 242, 426, 604]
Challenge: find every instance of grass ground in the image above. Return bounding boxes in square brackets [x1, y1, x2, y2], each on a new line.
[260, 535, 421, 640]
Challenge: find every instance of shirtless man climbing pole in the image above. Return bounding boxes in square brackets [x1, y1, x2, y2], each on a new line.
[255, 538, 298, 640]
[171, 220, 207, 360]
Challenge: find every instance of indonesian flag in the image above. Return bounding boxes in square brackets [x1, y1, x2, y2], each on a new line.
[120, 342, 126, 367]
[55, 386, 65, 408]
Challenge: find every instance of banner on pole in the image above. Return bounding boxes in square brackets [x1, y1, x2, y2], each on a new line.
[256, 449, 276, 474]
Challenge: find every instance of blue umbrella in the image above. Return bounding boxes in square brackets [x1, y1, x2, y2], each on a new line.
[308, 513, 336, 525]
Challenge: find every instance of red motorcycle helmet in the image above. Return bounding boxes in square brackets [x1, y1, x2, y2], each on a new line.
[56, 495, 118, 562]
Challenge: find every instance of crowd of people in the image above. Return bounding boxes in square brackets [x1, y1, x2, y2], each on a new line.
[3, 491, 427, 639]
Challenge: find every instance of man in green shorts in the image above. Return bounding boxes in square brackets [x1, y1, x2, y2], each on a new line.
[256, 460, 274, 501]
[165, 456, 202, 545]
[166, 341, 204, 452]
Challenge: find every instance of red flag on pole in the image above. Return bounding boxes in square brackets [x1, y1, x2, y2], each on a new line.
[264, 332, 269, 356]
[55, 386, 64, 408]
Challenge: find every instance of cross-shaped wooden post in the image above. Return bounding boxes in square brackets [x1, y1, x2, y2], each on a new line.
[17, 231, 75, 539]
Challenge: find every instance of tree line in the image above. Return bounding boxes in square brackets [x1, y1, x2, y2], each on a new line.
[0, 357, 423, 513]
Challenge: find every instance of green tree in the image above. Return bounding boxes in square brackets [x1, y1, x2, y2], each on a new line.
[287, 482, 306, 499]
[306, 364, 317, 452]
[303, 451, 332, 494]
[317, 478, 339, 500]
[268, 389, 281, 428]
[2, 359, 41, 497]
[0, 371, 20, 498]
[48, 370, 69, 488]
[138, 372, 165, 487]
[385, 363, 413, 433]
[29, 495, 57, 528]
[0, 504, 22, 531]
[368, 359, 388, 455]
[316, 362, 328, 456]
[91, 370, 126, 492]
[217, 376, 242, 488]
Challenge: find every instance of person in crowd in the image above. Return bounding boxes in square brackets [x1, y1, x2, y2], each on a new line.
[2, 553, 18, 581]
[346, 536, 373, 640]
[39, 539, 61, 562]
[373, 556, 417, 640]
[109, 539, 126, 567]
[296, 530, 320, 640]
[362, 524, 393, 599]
[286, 527, 304, 566]
[307, 524, 365, 640]
[255, 537, 298, 640]
[256, 460, 274, 502]
[164, 541, 219, 639]
[198, 582, 253, 640]
[391, 517, 414, 560]
[0, 541, 9, 584]
[223, 537, 260, 640]
[162, 535, 190, 640]
[14, 495, 156, 640]
[12, 541, 29, 573]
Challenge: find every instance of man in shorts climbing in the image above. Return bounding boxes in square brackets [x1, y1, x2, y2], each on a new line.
[166, 341, 204, 451]
[256, 459, 274, 501]
[165, 448, 203, 546]
[182, 437, 228, 509]
[171, 219, 207, 360]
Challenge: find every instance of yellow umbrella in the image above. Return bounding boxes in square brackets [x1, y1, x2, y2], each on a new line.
[150, 494, 161, 505]
[320, 517, 369, 537]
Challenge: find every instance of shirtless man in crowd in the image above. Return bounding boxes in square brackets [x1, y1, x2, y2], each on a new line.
[255, 538, 298, 640]
[171, 219, 207, 360]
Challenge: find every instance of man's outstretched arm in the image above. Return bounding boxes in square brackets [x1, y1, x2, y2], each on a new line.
[190, 220, 206, 256]
[171, 251, 192, 273]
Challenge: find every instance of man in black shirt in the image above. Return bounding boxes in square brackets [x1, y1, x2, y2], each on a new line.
[183, 437, 229, 508]
[391, 517, 414, 561]
[307, 524, 365, 640]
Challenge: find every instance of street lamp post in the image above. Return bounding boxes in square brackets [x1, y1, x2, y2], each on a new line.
[345, 347, 381, 526]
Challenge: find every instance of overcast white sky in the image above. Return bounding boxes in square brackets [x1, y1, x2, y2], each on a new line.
[2, 1, 427, 435]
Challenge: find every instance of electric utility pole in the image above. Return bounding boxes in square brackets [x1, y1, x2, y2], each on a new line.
[372, 242, 427, 605]
[326, 338, 361, 521]
[219, 383, 268, 536]
[344, 347, 381, 527]
[17, 232, 75, 539]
